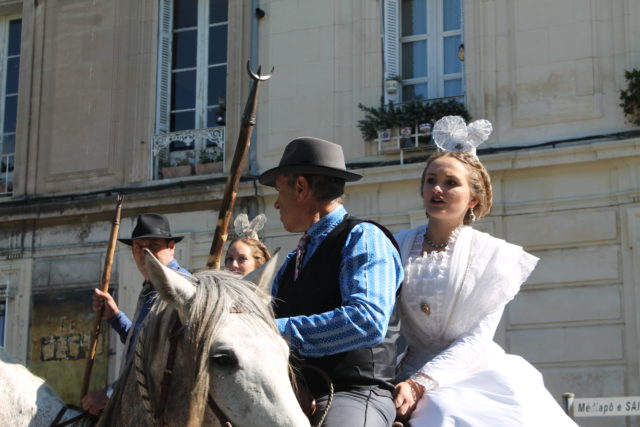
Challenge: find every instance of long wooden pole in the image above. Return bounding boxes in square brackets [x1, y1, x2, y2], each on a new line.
[81, 193, 124, 399]
[206, 62, 273, 270]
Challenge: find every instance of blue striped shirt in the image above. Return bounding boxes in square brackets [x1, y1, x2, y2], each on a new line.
[273, 205, 403, 357]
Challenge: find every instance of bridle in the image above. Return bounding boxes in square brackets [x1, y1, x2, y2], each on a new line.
[150, 317, 233, 427]
[139, 309, 333, 427]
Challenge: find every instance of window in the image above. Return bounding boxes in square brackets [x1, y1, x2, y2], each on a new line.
[384, 0, 463, 102]
[153, 0, 227, 179]
[0, 17, 21, 196]
[156, 0, 227, 147]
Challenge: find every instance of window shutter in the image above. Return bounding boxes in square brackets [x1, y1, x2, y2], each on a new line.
[383, 0, 399, 103]
[156, 0, 172, 133]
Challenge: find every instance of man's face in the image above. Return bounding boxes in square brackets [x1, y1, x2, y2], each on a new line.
[131, 237, 176, 279]
[274, 175, 307, 233]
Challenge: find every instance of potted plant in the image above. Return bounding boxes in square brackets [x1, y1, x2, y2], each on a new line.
[620, 68, 640, 126]
[161, 152, 194, 179]
[357, 98, 471, 147]
[195, 148, 223, 175]
[385, 75, 402, 95]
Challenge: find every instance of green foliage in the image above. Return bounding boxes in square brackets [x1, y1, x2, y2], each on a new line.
[357, 98, 471, 140]
[158, 150, 171, 168]
[620, 68, 640, 126]
[198, 148, 223, 164]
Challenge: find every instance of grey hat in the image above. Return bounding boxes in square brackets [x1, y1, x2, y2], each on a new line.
[258, 137, 362, 187]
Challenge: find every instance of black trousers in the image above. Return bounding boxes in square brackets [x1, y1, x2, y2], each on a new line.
[312, 387, 396, 427]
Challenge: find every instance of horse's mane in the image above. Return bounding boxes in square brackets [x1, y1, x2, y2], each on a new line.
[101, 270, 279, 426]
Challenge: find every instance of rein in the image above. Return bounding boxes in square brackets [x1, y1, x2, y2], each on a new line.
[50, 404, 91, 427]
[301, 364, 334, 427]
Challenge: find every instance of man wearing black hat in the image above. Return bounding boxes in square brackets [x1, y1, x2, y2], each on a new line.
[259, 137, 404, 426]
[81, 213, 190, 415]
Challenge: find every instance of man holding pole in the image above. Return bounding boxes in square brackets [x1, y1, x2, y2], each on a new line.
[258, 137, 403, 426]
[81, 213, 190, 415]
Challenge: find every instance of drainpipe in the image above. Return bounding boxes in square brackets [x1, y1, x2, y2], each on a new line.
[248, 0, 262, 219]
[249, 0, 260, 178]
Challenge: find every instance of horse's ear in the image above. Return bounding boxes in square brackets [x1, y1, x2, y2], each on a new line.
[143, 249, 196, 321]
[243, 248, 280, 297]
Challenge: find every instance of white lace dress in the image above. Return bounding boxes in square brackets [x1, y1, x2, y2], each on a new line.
[394, 225, 577, 426]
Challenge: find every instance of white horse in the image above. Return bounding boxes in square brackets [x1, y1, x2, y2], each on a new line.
[0, 347, 92, 426]
[96, 249, 310, 426]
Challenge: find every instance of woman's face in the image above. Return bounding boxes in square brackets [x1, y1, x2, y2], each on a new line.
[422, 156, 478, 226]
[225, 240, 258, 275]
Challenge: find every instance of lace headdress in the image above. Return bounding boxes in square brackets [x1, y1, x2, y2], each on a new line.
[233, 213, 267, 241]
[432, 115, 493, 157]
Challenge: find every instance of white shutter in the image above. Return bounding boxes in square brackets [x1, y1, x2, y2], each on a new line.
[383, 0, 400, 104]
[156, 0, 172, 133]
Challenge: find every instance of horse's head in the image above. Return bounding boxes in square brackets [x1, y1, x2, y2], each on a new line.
[142, 250, 309, 427]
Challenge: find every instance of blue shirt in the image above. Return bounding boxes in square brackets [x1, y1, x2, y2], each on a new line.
[108, 258, 190, 356]
[273, 205, 404, 357]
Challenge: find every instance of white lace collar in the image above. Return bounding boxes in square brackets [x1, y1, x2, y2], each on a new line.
[409, 225, 465, 261]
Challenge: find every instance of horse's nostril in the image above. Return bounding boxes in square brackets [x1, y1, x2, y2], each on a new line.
[210, 350, 238, 369]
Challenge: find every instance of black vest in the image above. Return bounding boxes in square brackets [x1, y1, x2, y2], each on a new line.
[274, 216, 401, 393]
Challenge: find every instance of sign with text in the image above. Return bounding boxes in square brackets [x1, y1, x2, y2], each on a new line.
[573, 396, 640, 417]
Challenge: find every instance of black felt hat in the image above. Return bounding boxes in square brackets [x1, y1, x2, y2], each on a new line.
[258, 137, 362, 187]
[118, 213, 184, 245]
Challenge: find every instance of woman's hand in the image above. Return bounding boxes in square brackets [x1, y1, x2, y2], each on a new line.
[393, 380, 425, 420]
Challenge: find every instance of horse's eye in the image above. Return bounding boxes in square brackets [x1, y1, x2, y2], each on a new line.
[210, 349, 238, 369]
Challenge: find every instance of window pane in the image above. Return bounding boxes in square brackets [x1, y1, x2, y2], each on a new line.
[443, 35, 462, 74]
[443, 0, 461, 31]
[0, 301, 5, 345]
[402, 40, 427, 79]
[174, 0, 198, 29]
[5, 57, 19, 95]
[208, 24, 227, 65]
[401, 0, 427, 37]
[208, 66, 226, 106]
[210, 0, 228, 24]
[8, 19, 21, 56]
[171, 70, 196, 110]
[172, 30, 197, 69]
[3, 96, 17, 133]
[1, 152, 14, 172]
[170, 111, 195, 132]
[2, 134, 15, 154]
[444, 79, 463, 97]
[403, 83, 428, 101]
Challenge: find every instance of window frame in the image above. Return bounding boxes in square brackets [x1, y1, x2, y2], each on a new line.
[384, 0, 464, 103]
[0, 14, 21, 196]
[156, 0, 228, 136]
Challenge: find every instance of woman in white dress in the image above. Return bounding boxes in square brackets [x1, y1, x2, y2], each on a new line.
[392, 116, 576, 426]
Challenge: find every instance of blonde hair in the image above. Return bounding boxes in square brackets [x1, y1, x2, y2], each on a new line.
[420, 151, 493, 225]
[230, 238, 271, 267]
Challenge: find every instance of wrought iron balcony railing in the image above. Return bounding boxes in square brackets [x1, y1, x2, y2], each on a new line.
[152, 127, 225, 180]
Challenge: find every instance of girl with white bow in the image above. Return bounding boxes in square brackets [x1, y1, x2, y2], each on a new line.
[392, 116, 576, 425]
[225, 213, 271, 275]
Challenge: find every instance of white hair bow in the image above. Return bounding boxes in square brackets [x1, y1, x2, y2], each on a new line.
[432, 116, 493, 157]
[233, 213, 267, 241]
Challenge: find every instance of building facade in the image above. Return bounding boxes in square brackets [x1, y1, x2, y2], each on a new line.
[0, 0, 639, 423]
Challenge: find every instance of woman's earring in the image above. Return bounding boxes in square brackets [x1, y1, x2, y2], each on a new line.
[469, 208, 477, 223]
